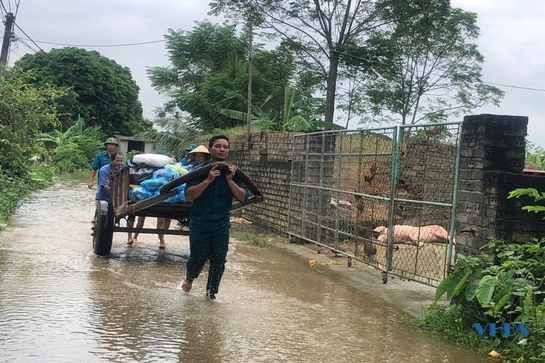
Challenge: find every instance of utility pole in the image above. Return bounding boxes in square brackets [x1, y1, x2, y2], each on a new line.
[246, 19, 253, 141]
[0, 12, 15, 68]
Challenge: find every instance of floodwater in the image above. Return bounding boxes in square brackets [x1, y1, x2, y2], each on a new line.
[0, 172, 483, 363]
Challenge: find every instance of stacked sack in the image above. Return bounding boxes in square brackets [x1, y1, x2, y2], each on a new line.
[128, 154, 191, 204]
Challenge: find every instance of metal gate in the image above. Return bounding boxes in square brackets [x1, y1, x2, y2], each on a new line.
[287, 122, 462, 286]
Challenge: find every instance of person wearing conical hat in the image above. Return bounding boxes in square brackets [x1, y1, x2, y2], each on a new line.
[186, 145, 211, 172]
[88, 137, 119, 190]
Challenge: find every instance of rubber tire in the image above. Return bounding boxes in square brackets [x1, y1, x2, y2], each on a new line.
[93, 200, 114, 256]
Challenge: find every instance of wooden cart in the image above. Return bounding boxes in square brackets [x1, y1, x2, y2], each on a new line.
[91, 162, 264, 256]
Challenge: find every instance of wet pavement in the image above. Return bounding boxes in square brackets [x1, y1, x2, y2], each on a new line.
[0, 172, 484, 362]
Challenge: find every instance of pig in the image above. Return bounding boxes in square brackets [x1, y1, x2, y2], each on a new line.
[372, 225, 452, 247]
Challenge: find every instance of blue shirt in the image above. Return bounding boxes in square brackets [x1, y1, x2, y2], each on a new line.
[180, 156, 196, 169]
[185, 161, 249, 229]
[95, 163, 115, 201]
[91, 151, 112, 171]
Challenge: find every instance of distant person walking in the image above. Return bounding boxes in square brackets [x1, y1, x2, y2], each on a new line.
[88, 137, 119, 189]
[180, 135, 249, 301]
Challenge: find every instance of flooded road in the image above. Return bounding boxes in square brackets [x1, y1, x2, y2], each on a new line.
[0, 172, 483, 362]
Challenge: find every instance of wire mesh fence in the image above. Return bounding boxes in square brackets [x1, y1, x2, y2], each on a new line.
[287, 123, 462, 286]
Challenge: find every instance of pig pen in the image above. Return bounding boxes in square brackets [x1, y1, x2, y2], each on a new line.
[287, 124, 461, 286]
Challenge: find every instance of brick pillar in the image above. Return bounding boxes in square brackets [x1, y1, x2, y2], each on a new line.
[456, 114, 528, 255]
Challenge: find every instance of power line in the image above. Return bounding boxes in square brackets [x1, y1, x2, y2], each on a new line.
[0, 0, 8, 15]
[22, 38, 166, 48]
[11, 21, 157, 120]
[14, 0, 20, 18]
[332, 48, 545, 94]
[483, 82, 545, 93]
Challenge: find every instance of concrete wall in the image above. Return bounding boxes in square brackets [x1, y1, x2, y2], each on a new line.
[455, 114, 545, 256]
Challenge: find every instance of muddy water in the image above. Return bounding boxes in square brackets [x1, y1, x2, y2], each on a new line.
[0, 172, 483, 363]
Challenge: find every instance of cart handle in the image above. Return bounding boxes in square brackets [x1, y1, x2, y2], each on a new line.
[159, 162, 263, 200]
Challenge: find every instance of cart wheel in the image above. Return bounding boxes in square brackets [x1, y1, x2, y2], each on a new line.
[92, 200, 114, 256]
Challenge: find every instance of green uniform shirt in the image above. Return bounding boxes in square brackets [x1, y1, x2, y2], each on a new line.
[185, 162, 249, 229]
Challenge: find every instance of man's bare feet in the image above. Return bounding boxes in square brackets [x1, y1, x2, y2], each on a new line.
[181, 279, 192, 293]
[206, 290, 220, 302]
[127, 238, 134, 246]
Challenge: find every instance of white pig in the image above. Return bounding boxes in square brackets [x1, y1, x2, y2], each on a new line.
[372, 225, 452, 247]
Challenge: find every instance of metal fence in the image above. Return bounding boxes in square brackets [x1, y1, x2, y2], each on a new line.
[287, 122, 462, 286]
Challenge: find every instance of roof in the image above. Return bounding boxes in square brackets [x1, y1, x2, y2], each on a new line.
[114, 134, 154, 142]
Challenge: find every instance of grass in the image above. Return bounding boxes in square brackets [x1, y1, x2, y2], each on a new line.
[233, 230, 270, 248]
[407, 304, 532, 362]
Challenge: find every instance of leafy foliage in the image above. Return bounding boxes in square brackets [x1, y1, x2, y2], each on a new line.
[38, 117, 103, 168]
[13, 47, 152, 136]
[0, 70, 63, 176]
[210, 0, 395, 124]
[219, 86, 341, 132]
[524, 143, 545, 170]
[147, 21, 303, 132]
[0, 70, 58, 230]
[360, 2, 504, 125]
[50, 144, 90, 173]
[428, 188, 545, 362]
[507, 188, 545, 216]
[431, 238, 545, 361]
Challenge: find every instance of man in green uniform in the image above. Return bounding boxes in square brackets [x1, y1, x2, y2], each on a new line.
[180, 135, 248, 301]
[88, 137, 119, 189]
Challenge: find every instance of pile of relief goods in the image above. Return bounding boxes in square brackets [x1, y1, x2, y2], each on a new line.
[127, 153, 190, 204]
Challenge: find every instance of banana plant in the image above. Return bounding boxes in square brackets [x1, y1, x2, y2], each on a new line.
[525, 148, 545, 170]
[220, 86, 345, 132]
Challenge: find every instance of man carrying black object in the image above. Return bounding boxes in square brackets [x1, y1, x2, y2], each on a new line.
[180, 135, 249, 301]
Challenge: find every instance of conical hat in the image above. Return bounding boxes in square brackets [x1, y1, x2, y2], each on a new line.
[188, 145, 210, 155]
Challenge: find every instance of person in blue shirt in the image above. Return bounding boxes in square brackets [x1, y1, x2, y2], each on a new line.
[180, 135, 249, 301]
[95, 151, 124, 201]
[180, 143, 197, 168]
[95, 151, 136, 243]
[88, 137, 119, 189]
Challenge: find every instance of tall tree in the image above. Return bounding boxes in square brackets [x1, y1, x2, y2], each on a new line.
[147, 21, 301, 132]
[0, 70, 63, 174]
[358, 1, 504, 124]
[13, 47, 152, 136]
[209, 0, 399, 124]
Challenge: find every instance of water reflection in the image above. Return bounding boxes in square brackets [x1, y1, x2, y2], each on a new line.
[0, 172, 483, 362]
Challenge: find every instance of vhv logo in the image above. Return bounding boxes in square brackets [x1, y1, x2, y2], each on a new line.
[473, 323, 529, 337]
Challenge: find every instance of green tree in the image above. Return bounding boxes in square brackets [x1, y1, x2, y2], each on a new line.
[147, 21, 301, 132]
[13, 47, 152, 136]
[209, 0, 402, 124]
[38, 117, 103, 170]
[0, 70, 63, 175]
[359, 2, 504, 125]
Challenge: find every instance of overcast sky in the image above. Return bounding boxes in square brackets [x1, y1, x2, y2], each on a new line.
[4, 0, 544, 147]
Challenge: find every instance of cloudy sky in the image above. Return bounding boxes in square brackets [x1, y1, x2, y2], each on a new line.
[4, 0, 544, 147]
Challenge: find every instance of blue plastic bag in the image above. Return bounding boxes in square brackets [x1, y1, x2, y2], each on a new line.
[140, 177, 167, 192]
[129, 187, 154, 201]
[152, 168, 180, 181]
